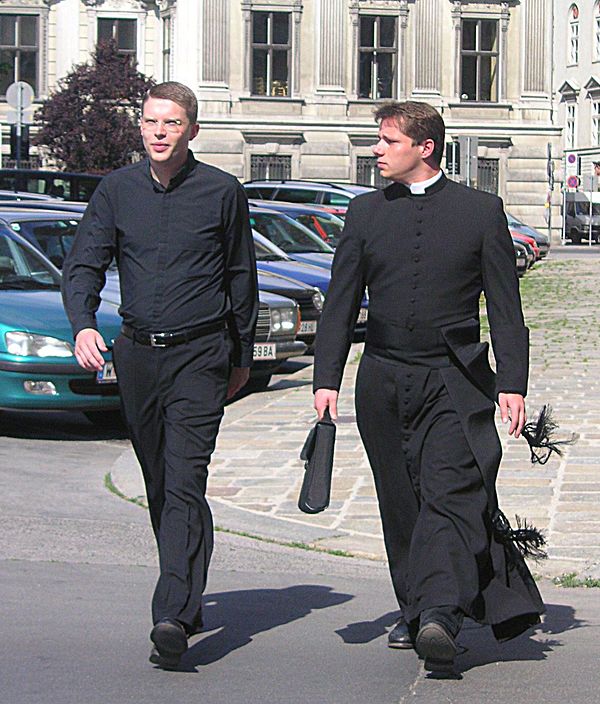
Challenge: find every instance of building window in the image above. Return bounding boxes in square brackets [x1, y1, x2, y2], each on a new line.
[0, 14, 38, 96]
[593, 101, 600, 147]
[97, 18, 137, 56]
[477, 158, 499, 195]
[595, 4, 600, 61]
[460, 19, 499, 102]
[569, 5, 579, 65]
[566, 104, 577, 148]
[250, 154, 291, 180]
[356, 156, 389, 188]
[251, 12, 291, 97]
[358, 15, 397, 100]
[162, 15, 171, 81]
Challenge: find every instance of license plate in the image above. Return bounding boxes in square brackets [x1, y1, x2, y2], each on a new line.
[299, 320, 317, 334]
[253, 343, 276, 360]
[96, 361, 117, 384]
[357, 308, 368, 323]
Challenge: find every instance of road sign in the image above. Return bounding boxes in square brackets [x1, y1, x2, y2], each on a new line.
[6, 81, 34, 109]
[6, 108, 34, 125]
[566, 175, 580, 189]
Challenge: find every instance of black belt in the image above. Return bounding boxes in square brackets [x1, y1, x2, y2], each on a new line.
[121, 321, 225, 348]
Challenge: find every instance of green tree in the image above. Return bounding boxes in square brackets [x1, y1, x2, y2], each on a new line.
[34, 41, 155, 174]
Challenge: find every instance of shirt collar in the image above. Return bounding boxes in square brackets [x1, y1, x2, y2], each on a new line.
[146, 150, 198, 192]
[402, 170, 443, 195]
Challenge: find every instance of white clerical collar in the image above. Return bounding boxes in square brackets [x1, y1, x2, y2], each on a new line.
[402, 170, 443, 195]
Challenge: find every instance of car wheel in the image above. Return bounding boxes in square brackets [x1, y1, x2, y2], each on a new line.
[569, 229, 582, 245]
[83, 409, 124, 428]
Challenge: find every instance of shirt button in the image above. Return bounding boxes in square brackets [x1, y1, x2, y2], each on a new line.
[416, 232, 422, 237]
[414, 256, 420, 263]
[408, 323, 415, 331]
[415, 244, 421, 250]
[411, 298, 416, 303]
[413, 271, 418, 277]
[412, 283, 418, 289]
[416, 218, 423, 224]
[410, 311, 416, 317]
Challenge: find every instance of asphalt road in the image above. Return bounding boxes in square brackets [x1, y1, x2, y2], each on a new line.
[1, 383, 598, 703]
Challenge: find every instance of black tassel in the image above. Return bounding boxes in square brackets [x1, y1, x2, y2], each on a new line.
[521, 405, 578, 465]
[492, 510, 547, 561]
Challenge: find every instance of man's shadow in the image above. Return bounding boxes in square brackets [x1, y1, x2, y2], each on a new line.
[336, 602, 586, 676]
[178, 585, 353, 670]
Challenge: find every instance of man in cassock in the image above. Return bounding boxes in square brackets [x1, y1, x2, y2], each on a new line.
[313, 101, 544, 674]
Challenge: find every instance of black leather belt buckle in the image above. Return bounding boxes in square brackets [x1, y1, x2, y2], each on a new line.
[149, 332, 175, 347]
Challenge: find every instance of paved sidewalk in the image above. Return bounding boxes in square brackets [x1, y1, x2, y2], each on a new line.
[112, 253, 600, 579]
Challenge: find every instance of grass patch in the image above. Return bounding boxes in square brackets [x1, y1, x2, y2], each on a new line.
[214, 526, 354, 558]
[104, 475, 356, 559]
[104, 472, 147, 509]
[552, 572, 600, 588]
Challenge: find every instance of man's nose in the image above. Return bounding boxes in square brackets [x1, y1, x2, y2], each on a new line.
[372, 140, 384, 156]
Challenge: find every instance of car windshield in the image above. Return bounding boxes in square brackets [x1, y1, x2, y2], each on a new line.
[9, 218, 80, 269]
[295, 213, 343, 247]
[0, 230, 61, 290]
[250, 212, 330, 253]
[254, 239, 286, 261]
[574, 201, 600, 216]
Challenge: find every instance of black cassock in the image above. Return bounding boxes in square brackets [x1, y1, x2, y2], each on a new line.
[313, 174, 544, 641]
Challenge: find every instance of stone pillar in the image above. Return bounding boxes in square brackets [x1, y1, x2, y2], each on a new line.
[522, 0, 548, 95]
[55, 0, 81, 82]
[413, 0, 441, 96]
[316, 0, 345, 92]
[200, 0, 228, 85]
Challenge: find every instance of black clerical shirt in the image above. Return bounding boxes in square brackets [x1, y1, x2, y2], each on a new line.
[62, 151, 258, 367]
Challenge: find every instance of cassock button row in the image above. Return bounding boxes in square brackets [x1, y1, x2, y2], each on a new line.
[414, 257, 420, 262]
[408, 324, 415, 331]
[416, 204, 423, 211]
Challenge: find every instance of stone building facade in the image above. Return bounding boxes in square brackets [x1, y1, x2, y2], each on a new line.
[554, 1, 600, 183]
[0, 0, 559, 229]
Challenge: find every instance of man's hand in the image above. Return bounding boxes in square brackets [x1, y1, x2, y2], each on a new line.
[498, 392, 526, 438]
[227, 366, 250, 399]
[314, 388, 338, 420]
[74, 328, 108, 372]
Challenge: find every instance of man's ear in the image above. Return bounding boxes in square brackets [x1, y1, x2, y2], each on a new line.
[190, 123, 200, 140]
[420, 138, 435, 159]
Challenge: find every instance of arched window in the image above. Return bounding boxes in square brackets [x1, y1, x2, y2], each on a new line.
[569, 4, 579, 65]
[595, 2, 600, 61]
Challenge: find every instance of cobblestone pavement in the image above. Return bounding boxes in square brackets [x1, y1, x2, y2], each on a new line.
[113, 248, 600, 579]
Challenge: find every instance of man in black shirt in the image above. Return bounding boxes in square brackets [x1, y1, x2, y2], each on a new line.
[62, 82, 258, 668]
[313, 101, 543, 674]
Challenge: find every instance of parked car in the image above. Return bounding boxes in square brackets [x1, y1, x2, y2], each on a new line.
[506, 212, 550, 257]
[248, 200, 344, 247]
[255, 268, 325, 348]
[513, 241, 528, 277]
[253, 232, 368, 343]
[0, 190, 55, 202]
[243, 179, 373, 217]
[0, 225, 122, 420]
[0, 208, 82, 269]
[249, 206, 335, 268]
[0, 168, 102, 202]
[510, 230, 540, 262]
[564, 192, 600, 244]
[249, 291, 307, 388]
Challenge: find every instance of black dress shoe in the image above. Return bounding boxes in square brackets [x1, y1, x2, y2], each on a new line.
[415, 621, 457, 673]
[149, 618, 188, 668]
[387, 616, 414, 649]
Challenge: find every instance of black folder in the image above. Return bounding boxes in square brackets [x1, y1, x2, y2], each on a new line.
[298, 408, 336, 514]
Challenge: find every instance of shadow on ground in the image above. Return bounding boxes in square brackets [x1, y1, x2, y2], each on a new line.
[169, 585, 353, 671]
[0, 408, 129, 441]
[335, 602, 585, 677]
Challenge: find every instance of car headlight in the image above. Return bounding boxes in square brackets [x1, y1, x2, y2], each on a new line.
[270, 306, 297, 335]
[312, 288, 325, 312]
[5, 332, 74, 358]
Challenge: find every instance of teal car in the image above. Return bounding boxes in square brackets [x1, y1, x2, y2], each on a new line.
[0, 226, 122, 419]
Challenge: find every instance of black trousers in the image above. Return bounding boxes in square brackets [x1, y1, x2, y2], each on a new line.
[355, 352, 490, 628]
[112, 329, 229, 634]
